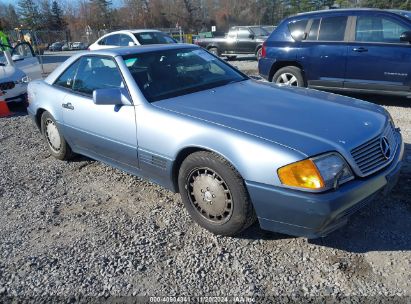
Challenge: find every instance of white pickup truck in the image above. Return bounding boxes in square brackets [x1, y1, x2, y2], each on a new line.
[0, 42, 42, 103]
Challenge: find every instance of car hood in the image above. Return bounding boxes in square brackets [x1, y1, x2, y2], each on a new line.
[154, 80, 388, 157]
[0, 65, 25, 82]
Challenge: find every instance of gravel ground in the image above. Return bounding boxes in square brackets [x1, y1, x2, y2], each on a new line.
[0, 58, 410, 301]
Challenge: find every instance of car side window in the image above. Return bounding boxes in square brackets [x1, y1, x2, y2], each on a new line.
[105, 34, 120, 46]
[119, 34, 134, 46]
[307, 19, 320, 40]
[318, 16, 348, 41]
[355, 15, 409, 43]
[288, 19, 308, 40]
[72, 56, 123, 96]
[98, 38, 106, 45]
[54, 60, 81, 89]
[237, 28, 251, 39]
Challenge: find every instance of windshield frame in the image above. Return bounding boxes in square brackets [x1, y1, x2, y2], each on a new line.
[122, 47, 249, 103]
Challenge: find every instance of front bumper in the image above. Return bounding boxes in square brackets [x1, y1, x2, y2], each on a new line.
[246, 135, 405, 239]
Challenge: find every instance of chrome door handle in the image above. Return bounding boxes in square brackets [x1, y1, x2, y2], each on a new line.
[62, 102, 74, 110]
[352, 47, 368, 52]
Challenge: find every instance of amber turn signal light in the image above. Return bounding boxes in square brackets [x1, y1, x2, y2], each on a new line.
[278, 159, 325, 190]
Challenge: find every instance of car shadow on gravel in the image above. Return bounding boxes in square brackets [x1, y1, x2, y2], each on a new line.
[6, 102, 28, 116]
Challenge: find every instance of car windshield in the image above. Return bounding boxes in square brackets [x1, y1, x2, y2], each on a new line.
[250, 27, 269, 36]
[123, 47, 247, 102]
[133, 32, 176, 45]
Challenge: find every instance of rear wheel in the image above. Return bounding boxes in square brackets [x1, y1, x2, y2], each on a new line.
[178, 151, 256, 236]
[41, 111, 73, 160]
[272, 66, 304, 87]
[208, 47, 219, 57]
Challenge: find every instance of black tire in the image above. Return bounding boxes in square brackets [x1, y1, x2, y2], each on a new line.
[178, 151, 256, 236]
[272, 66, 305, 87]
[208, 47, 219, 57]
[40, 111, 73, 160]
[256, 47, 262, 60]
[226, 55, 237, 60]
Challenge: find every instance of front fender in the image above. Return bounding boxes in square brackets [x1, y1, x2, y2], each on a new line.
[137, 105, 305, 188]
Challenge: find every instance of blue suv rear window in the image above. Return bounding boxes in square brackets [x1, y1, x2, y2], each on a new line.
[288, 19, 308, 40]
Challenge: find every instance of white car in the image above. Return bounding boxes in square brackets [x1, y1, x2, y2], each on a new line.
[88, 29, 177, 51]
[0, 42, 42, 102]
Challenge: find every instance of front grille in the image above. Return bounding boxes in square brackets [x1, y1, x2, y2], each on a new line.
[0, 81, 15, 91]
[351, 123, 398, 176]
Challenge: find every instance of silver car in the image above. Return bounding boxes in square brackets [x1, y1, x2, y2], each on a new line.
[27, 44, 404, 238]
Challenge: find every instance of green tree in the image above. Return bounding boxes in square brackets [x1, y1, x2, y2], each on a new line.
[51, 0, 66, 30]
[18, 0, 41, 29]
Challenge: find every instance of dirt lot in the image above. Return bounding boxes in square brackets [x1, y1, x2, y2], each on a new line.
[0, 57, 410, 301]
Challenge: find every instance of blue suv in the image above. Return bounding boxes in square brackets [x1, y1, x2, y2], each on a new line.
[259, 9, 411, 96]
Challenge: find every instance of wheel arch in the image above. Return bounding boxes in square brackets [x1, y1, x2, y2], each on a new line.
[35, 108, 47, 131]
[254, 44, 263, 54]
[171, 146, 242, 193]
[269, 61, 305, 82]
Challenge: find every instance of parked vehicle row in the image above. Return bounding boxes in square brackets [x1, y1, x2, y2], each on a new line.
[259, 8, 411, 97]
[27, 43, 403, 238]
[49, 41, 88, 52]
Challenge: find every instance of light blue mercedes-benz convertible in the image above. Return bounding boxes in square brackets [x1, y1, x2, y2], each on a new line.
[27, 44, 404, 238]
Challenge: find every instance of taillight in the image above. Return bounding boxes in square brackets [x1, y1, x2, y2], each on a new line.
[261, 42, 267, 58]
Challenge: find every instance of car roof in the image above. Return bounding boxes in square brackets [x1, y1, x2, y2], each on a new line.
[293, 8, 403, 18]
[86, 43, 197, 57]
[104, 29, 161, 36]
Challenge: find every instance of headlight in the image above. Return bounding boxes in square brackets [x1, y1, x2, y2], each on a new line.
[277, 153, 354, 191]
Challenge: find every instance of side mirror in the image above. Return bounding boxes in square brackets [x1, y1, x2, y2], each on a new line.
[93, 88, 132, 106]
[128, 41, 135, 46]
[249, 34, 255, 39]
[12, 54, 24, 62]
[400, 31, 411, 43]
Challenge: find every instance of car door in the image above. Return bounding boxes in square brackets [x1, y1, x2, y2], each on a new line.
[60, 55, 139, 169]
[223, 29, 238, 53]
[344, 13, 411, 92]
[12, 42, 42, 81]
[236, 27, 255, 53]
[298, 15, 349, 89]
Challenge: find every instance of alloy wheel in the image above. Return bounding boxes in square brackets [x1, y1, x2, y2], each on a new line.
[276, 72, 299, 86]
[187, 167, 233, 224]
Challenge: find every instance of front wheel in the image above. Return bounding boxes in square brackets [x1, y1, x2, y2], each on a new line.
[272, 66, 304, 87]
[41, 111, 73, 160]
[178, 151, 256, 236]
